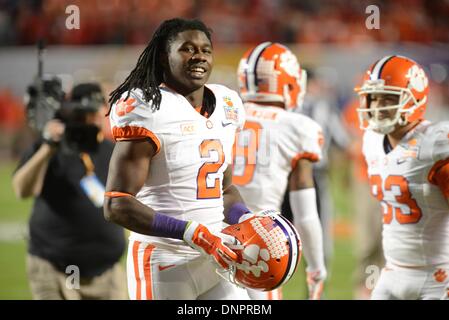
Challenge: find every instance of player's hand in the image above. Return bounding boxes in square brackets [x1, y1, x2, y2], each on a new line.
[307, 269, 327, 300]
[183, 221, 238, 270]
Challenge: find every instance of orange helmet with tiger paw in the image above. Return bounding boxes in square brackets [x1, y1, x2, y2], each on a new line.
[237, 42, 307, 110]
[221, 210, 301, 291]
[354, 55, 429, 134]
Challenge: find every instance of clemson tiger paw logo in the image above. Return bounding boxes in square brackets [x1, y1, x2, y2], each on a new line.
[279, 50, 300, 78]
[115, 98, 136, 116]
[238, 244, 270, 278]
[406, 65, 428, 92]
[433, 269, 447, 283]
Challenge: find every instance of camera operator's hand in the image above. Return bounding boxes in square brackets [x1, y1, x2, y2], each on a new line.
[42, 119, 65, 146]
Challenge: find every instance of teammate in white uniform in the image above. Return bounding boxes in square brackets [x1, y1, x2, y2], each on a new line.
[104, 18, 251, 300]
[233, 42, 327, 300]
[355, 55, 449, 300]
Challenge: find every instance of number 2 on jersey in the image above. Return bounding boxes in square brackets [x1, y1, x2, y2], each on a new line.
[197, 139, 224, 199]
[369, 175, 422, 224]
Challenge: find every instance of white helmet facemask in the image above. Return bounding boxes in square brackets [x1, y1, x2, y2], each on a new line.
[356, 80, 425, 134]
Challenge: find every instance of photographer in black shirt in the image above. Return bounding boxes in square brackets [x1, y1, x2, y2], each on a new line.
[12, 82, 127, 299]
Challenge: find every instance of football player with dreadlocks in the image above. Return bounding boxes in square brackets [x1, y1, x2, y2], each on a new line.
[104, 18, 253, 300]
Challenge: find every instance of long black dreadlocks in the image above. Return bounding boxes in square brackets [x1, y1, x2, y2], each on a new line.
[108, 18, 213, 115]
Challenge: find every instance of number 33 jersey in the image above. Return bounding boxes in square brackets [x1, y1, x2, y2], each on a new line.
[362, 120, 449, 268]
[109, 84, 245, 246]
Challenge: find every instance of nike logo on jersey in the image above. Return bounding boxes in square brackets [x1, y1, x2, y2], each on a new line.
[221, 121, 233, 127]
[397, 158, 407, 165]
[158, 264, 176, 271]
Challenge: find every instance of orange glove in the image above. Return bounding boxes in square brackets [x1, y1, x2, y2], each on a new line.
[183, 221, 238, 270]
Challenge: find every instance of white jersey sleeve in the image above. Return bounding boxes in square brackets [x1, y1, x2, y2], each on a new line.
[109, 89, 161, 153]
[431, 122, 449, 162]
[417, 121, 449, 162]
[416, 121, 449, 194]
[287, 113, 324, 166]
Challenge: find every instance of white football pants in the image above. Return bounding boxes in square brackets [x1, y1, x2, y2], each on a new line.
[371, 264, 449, 300]
[126, 239, 250, 300]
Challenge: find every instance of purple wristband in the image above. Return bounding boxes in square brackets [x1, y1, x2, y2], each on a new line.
[151, 212, 188, 240]
[227, 202, 251, 225]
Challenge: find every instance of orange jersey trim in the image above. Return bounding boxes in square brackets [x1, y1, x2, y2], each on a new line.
[291, 152, 320, 170]
[266, 288, 282, 300]
[428, 158, 449, 198]
[104, 191, 134, 198]
[112, 126, 161, 154]
[143, 244, 155, 300]
[132, 241, 142, 300]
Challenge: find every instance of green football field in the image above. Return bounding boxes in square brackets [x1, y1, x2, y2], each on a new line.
[0, 158, 358, 300]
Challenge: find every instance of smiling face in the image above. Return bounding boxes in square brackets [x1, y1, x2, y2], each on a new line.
[368, 93, 400, 120]
[163, 30, 213, 95]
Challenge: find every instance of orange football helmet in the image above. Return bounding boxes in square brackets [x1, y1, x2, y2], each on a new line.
[354, 55, 429, 134]
[221, 210, 301, 291]
[237, 42, 307, 110]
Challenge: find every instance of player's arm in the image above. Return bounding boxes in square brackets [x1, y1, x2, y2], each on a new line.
[222, 166, 252, 225]
[289, 158, 327, 300]
[103, 139, 159, 234]
[104, 138, 237, 269]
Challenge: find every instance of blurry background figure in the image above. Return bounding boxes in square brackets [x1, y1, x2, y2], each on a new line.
[11, 82, 127, 300]
[234, 42, 327, 300]
[291, 67, 351, 267]
[342, 99, 384, 300]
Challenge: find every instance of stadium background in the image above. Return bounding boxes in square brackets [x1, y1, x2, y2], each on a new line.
[0, 0, 448, 299]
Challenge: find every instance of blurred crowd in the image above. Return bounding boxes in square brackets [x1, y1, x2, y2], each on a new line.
[1, 0, 449, 46]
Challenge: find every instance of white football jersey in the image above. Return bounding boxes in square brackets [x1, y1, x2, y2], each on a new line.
[362, 120, 449, 267]
[110, 84, 245, 248]
[232, 102, 323, 213]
